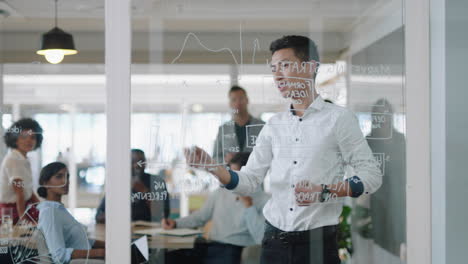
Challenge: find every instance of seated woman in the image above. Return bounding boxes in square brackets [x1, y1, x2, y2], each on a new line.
[37, 162, 105, 264]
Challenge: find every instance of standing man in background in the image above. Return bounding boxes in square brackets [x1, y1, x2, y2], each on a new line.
[212, 86, 265, 164]
[185, 35, 382, 264]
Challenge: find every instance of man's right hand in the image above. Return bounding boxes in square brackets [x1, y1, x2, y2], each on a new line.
[162, 218, 176, 230]
[184, 146, 216, 169]
[184, 146, 232, 185]
[224, 152, 236, 164]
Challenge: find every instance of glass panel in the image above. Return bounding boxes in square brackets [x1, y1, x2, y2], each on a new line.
[131, 1, 406, 263]
[0, 1, 105, 263]
[350, 27, 406, 264]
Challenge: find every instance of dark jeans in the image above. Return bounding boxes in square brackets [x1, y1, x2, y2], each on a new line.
[204, 242, 243, 264]
[260, 221, 340, 264]
[165, 239, 243, 264]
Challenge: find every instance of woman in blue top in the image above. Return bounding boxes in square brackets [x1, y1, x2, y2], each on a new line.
[36, 162, 105, 264]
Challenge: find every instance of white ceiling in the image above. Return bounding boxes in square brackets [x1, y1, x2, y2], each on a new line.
[0, 0, 401, 64]
[1, 0, 384, 33]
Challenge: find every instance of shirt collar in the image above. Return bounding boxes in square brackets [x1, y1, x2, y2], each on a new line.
[37, 200, 65, 210]
[309, 95, 325, 111]
[289, 95, 325, 116]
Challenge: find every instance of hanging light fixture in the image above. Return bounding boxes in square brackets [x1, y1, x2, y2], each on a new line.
[36, 0, 77, 64]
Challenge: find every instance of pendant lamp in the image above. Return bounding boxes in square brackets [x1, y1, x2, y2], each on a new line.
[36, 0, 77, 64]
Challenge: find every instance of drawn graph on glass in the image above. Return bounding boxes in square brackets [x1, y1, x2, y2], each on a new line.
[185, 118, 226, 167]
[170, 24, 261, 76]
[147, 123, 181, 171]
[146, 117, 228, 170]
[245, 124, 265, 148]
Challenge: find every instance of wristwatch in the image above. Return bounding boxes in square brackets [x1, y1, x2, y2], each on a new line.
[319, 184, 331, 203]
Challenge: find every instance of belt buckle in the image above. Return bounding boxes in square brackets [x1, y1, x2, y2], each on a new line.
[278, 232, 289, 244]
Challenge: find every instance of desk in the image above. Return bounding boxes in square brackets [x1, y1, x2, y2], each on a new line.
[89, 224, 196, 250]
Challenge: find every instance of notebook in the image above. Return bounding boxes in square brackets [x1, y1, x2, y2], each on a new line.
[134, 228, 202, 237]
[132, 221, 161, 228]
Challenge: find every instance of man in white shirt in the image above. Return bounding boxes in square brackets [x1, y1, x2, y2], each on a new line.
[185, 35, 382, 264]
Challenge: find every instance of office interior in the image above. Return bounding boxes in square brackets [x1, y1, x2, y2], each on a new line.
[0, 0, 466, 263]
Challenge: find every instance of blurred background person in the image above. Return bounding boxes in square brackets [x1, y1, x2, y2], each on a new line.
[95, 149, 170, 223]
[366, 98, 406, 256]
[37, 162, 105, 264]
[212, 86, 264, 165]
[163, 152, 270, 264]
[0, 118, 43, 223]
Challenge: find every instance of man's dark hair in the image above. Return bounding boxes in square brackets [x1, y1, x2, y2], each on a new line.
[4, 118, 43, 150]
[269, 35, 320, 63]
[229, 85, 247, 96]
[131, 149, 145, 156]
[230, 152, 251, 167]
[372, 98, 394, 114]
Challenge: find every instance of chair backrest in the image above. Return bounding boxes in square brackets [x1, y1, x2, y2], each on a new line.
[8, 226, 55, 264]
[31, 228, 55, 264]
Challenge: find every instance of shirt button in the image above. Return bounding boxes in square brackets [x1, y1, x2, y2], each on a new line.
[295, 138, 299, 142]
[290, 208, 293, 211]
[291, 184, 295, 188]
[299, 118, 303, 122]
[293, 161, 297, 164]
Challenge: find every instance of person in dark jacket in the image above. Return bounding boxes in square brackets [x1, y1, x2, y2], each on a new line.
[95, 149, 170, 223]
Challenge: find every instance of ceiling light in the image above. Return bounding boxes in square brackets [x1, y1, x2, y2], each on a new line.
[36, 0, 77, 64]
[191, 104, 204, 113]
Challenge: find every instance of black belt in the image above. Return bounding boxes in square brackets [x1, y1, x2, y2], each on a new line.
[263, 221, 338, 245]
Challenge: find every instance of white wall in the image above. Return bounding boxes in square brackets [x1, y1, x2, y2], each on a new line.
[430, 0, 468, 263]
[445, 0, 468, 263]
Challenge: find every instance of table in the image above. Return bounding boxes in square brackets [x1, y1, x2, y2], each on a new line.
[89, 224, 196, 250]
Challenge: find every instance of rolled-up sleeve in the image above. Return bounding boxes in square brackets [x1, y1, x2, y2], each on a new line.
[6, 161, 30, 183]
[334, 110, 382, 195]
[233, 124, 273, 196]
[39, 208, 74, 264]
[176, 191, 216, 229]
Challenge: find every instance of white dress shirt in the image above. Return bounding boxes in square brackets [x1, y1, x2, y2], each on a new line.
[0, 149, 33, 203]
[231, 96, 382, 232]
